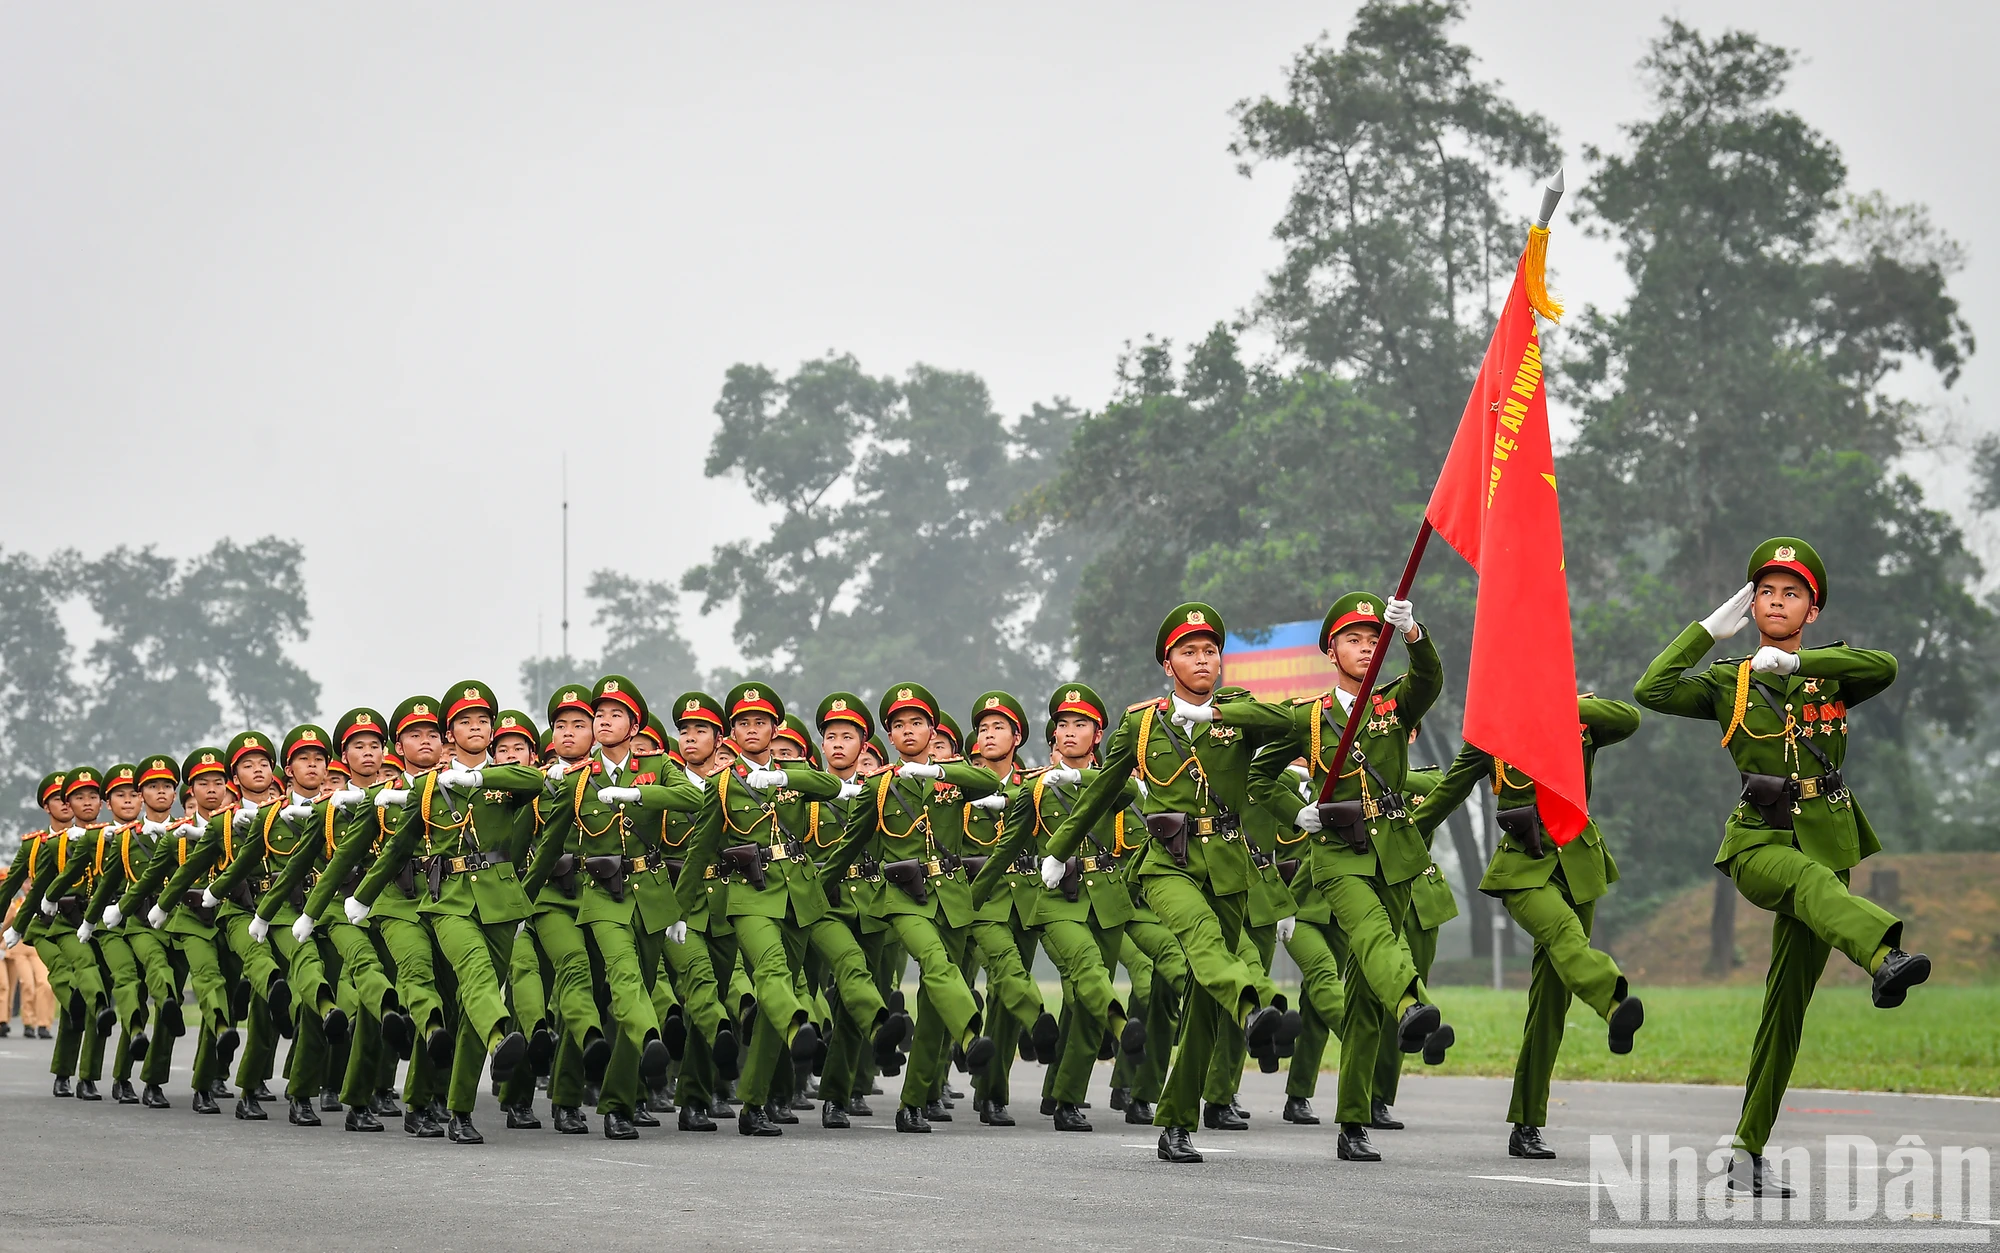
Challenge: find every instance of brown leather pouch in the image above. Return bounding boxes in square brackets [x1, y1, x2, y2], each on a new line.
[1144, 812, 1190, 867]
[1740, 773, 1796, 831]
[1319, 800, 1369, 852]
[882, 859, 928, 905]
[722, 844, 768, 890]
[1496, 805, 1547, 858]
[583, 854, 628, 903]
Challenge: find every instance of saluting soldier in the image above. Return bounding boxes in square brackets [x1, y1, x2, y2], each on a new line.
[973, 682, 1147, 1132]
[1044, 606, 1300, 1164]
[1412, 700, 1641, 1158]
[819, 681, 1001, 1132]
[348, 682, 537, 1143]
[1249, 592, 1456, 1163]
[1635, 537, 1929, 1196]
[297, 699, 449, 1136]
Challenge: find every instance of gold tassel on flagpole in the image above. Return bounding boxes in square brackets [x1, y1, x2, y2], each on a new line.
[1523, 224, 1563, 323]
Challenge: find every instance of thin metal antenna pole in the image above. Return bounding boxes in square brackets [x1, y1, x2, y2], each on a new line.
[561, 455, 570, 659]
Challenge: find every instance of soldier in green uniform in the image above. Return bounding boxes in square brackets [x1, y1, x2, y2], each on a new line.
[1045, 605, 1299, 1164]
[484, 709, 555, 1128]
[71, 763, 145, 1104]
[819, 681, 1001, 1132]
[1247, 592, 1454, 1163]
[83, 755, 188, 1107]
[21, 767, 118, 1100]
[349, 682, 536, 1142]
[149, 734, 297, 1120]
[1, 774, 80, 1095]
[955, 691, 1059, 1127]
[973, 682, 1146, 1131]
[1635, 537, 1929, 1196]
[1411, 700, 1641, 1157]
[212, 724, 355, 1125]
[284, 708, 410, 1131]
[526, 673, 697, 1138]
[298, 699, 450, 1136]
[659, 689, 739, 1131]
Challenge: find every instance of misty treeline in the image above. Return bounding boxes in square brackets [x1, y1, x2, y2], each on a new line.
[535, 7, 1996, 945]
[5, 8, 1995, 947]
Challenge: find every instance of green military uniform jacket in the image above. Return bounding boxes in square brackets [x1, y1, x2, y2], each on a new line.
[0, 830, 57, 937]
[118, 813, 230, 939]
[83, 821, 165, 937]
[821, 758, 1003, 925]
[521, 751, 695, 929]
[1248, 630, 1443, 887]
[809, 781, 879, 931]
[20, 823, 114, 931]
[365, 765, 542, 924]
[1399, 768, 1459, 929]
[660, 769, 728, 935]
[947, 765, 1033, 927]
[302, 777, 424, 928]
[1635, 622, 1892, 871]
[1411, 699, 1638, 904]
[973, 766, 1137, 928]
[152, 808, 265, 933]
[681, 758, 844, 928]
[209, 801, 336, 926]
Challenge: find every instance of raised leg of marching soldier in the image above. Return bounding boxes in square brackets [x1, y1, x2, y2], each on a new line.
[664, 928, 730, 1122]
[322, 921, 398, 1122]
[432, 914, 529, 1123]
[1040, 921, 1128, 1116]
[581, 915, 666, 1128]
[1106, 935, 1151, 1108]
[173, 932, 237, 1105]
[1119, 921, 1184, 1118]
[530, 907, 611, 1127]
[1202, 920, 1274, 1127]
[1280, 917, 1346, 1123]
[888, 913, 983, 1118]
[1146, 875, 1277, 1139]
[973, 922, 1042, 1120]
[373, 915, 443, 1127]
[267, 922, 342, 1116]
[130, 930, 185, 1103]
[731, 917, 813, 1118]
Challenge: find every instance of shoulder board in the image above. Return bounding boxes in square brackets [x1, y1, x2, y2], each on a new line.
[1126, 699, 1160, 713]
[932, 755, 963, 764]
[1021, 765, 1051, 779]
[1291, 695, 1318, 705]
[860, 765, 895, 781]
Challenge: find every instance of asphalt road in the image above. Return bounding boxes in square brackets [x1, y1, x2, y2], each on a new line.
[0, 1032, 1992, 1252]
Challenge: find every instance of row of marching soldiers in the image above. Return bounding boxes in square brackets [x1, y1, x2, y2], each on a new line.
[5, 595, 1653, 1162]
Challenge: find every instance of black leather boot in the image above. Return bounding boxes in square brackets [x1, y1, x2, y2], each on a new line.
[113, 1079, 139, 1104]
[1202, 1100, 1246, 1131]
[1336, 1122, 1381, 1161]
[1370, 1099, 1404, 1130]
[630, 1102, 660, 1128]
[821, 1101, 850, 1129]
[1156, 1126, 1202, 1163]
[552, 1104, 589, 1135]
[848, 1093, 873, 1117]
[446, 1112, 483, 1144]
[75, 1078, 102, 1101]
[318, 1088, 342, 1112]
[141, 1083, 171, 1109]
[1422, 1024, 1456, 1066]
[343, 1104, 383, 1131]
[1052, 1102, 1092, 1132]
[1728, 1151, 1795, 1197]
[287, 1095, 322, 1126]
[190, 1088, 219, 1114]
[981, 1101, 1014, 1127]
[1607, 996, 1645, 1054]
[894, 1104, 931, 1133]
[921, 1097, 953, 1122]
[1283, 1096, 1319, 1125]
[736, 1102, 781, 1136]
[1396, 1001, 1441, 1052]
[1509, 1123, 1555, 1159]
[235, 1094, 268, 1121]
[1870, 950, 1930, 1009]
[251, 1081, 277, 1103]
[603, 1110, 638, 1140]
[678, 1101, 716, 1132]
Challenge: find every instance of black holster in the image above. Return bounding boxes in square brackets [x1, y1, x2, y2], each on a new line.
[1144, 813, 1190, 867]
[1058, 857, 1083, 903]
[721, 844, 768, 890]
[1317, 800, 1370, 852]
[56, 896, 83, 925]
[583, 854, 628, 903]
[396, 859, 418, 896]
[882, 859, 928, 905]
[663, 858, 685, 884]
[1496, 805, 1547, 859]
[182, 890, 216, 927]
[958, 855, 989, 880]
[1276, 858, 1301, 886]
[1740, 773, 1796, 831]
[550, 852, 579, 898]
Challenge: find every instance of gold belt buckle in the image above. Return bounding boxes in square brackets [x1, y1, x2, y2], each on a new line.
[925, 858, 943, 876]
[1080, 856, 1098, 872]
[1195, 817, 1215, 835]
[844, 866, 862, 881]
[629, 856, 650, 873]
[702, 866, 718, 880]
[1798, 778, 1821, 800]
[768, 845, 789, 863]
[1361, 798, 1381, 820]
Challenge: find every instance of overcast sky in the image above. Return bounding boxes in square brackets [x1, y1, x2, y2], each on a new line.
[4, 2, 1994, 722]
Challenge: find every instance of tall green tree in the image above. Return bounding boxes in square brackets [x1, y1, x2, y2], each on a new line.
[0, 549, 76, 834]
[1559, 21, 1986, 959]
[685, 353, 1079, 720]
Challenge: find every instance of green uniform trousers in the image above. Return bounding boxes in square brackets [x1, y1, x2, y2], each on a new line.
[1726, 842, 1899, 1154]
[1496, 870, 1620, 1126]
[971, 920, 1042, 1109]
[585, 916, 657, 1117]
[1375, 919, 1437, 1109]
[371, 916, 446, 1108]
[890, 913, 981, 1110]
[1205, 923, 1274, 1105]
[1320, 873, 1422, 1125]
[1040, 920, 1126, 1105]
[509, 924, 549, 1035]
[127, 930, 183, 1087]
[325, 922, 397, 1107]
[1142, 874, 1275, 1132]
[429, 915, 517, 1114]
[731, 914, 810, 1108]
[530, 908, 605, 1060]
[819, 925, 887, 1108]
[1282, 918, 1349, 1099]
[267, 926, 336, 1100]
[1114, 922, 1185, 1105]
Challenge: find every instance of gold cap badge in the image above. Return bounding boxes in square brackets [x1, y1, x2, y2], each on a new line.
[1187, 610, 1205, 625]
[1774, 545, 1796, 561]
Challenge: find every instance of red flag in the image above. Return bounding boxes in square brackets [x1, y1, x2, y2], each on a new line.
[1425, 249, 1587, 844]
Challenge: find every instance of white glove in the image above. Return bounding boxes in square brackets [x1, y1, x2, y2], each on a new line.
[597, 786, 642, 804]
[330, 787, 367, 809]
[836, 780, 865, 800]
[1751, 646, 1800, 675]
[1044, 766, 1082, 786]
[101, 904, 123, 928]
[744, 768, 789, 790]
[38, 898, 56, 917]
[67, 824, 84, 839]
[199, 888, 220, 910]
[280, 802, 315, 822]
[895, 762, 944, 781]
[969, 794, 1006, 811]
[248, 916, 270, 942]
[174, 819, 203, 836]
[232, 804, 258, 831]
[545, 759, 568, 783]
[146, 905, 169, 929]
[375, 788, 409, 807]
[1170, 697, 1214, 727]
[344, 896, 370, 925]
[1383, 597, 1416, 632]
[1, 929, 16, 949]
[439, 767, 482, 789]
[1700, 581, 1756, 640]
[515, 920, 528, 937]
[1295, 804, 1323, 834]
[1297, 779, 1313, 801]
[666, 921, 688, 944]
[141, 820, 170, 836]
[1275, 915, 1297, 943]
[1040, 856, 1065, 890]
[291, 915, 315, 943]
[77, 922, 94, 942]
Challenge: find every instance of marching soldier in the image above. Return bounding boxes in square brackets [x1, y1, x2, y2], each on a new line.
[347, 683, 537, 1142]
[819, 681, 1000, 1132]
[1248, 592, 1454, 1162]
[20, 768, 118, 1101]
[2, 775, 74, 1088]
[1412, 701, 1640, 1158]
[1635, 537, 1929, 1196]
[1044, 606, 1300, 1163]
[973, 682, 1146, 1132]
[659, 689, 739, 1131]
